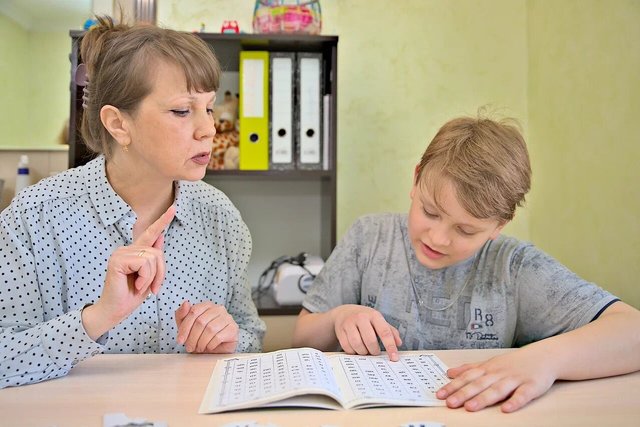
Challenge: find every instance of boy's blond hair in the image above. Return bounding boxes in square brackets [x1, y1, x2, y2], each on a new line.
[415, 116, 531, 223]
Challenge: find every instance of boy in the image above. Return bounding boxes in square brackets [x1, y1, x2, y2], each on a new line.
[292, 116, 640, 412]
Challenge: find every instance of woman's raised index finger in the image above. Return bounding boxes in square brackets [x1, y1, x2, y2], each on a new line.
[134, 205, 176, 246]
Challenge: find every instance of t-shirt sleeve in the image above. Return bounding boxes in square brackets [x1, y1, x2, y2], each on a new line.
[302, 218, 367, 313]
[511, 243, 618, 347]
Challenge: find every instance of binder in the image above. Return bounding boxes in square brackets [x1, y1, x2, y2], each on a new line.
[322, 94, 331, 170]
[239, 51, 269, 170]
[269, 52, 296, 170]
[296, 53, 323, 170]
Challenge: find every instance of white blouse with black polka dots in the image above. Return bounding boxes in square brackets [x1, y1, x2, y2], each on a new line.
[0, 156, 265, 388]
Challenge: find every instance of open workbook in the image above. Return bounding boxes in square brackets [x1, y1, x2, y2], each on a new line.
[199, 347, 450, 414]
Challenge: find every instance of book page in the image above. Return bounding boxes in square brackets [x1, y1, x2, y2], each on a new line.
[328, 353, 450, 409]
[199, 348, 343, 414]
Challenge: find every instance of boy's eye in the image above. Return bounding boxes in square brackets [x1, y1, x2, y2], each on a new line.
[422, 208, 438, 218]
[457, 227, 476, 236]
[171, 109, 189, 117]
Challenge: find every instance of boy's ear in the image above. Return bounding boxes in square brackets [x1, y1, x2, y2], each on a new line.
[413, 164, 421, 182]
[489, 221, 508, 240]
[100, 105, 131, 148]
[410, 165, 420, 199]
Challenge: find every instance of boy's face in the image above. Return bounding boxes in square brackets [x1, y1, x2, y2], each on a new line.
[408, 177, 505, 269]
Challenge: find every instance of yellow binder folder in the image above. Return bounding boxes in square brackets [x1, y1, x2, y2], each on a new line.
[239, 51, 269, 170]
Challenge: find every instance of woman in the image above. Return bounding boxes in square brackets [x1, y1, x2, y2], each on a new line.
[0, 16, 265, 388]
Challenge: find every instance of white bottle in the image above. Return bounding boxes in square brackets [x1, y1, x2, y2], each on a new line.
[15, 155, 31, 195]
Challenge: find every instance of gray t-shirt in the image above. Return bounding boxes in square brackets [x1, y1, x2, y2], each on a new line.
[303, 213, 617, 350]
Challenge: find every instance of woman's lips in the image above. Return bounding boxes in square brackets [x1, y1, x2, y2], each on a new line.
[421, 242, 445, 260]
[191, 152, 211, 165]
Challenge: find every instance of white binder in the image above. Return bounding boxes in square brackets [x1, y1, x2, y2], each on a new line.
[296, 53, 323, 170]
[269, 53, 295, 170]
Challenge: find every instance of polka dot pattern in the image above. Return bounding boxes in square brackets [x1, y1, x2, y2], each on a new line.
[0, 156, 265, 387]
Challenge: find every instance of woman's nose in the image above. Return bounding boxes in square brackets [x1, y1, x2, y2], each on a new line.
[195, 114, 216, 141]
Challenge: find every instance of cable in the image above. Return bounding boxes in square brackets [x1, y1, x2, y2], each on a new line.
[252, 252, 314, 299]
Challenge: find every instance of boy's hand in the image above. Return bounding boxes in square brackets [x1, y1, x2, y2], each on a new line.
[331, 304, 402, 361]
[436, 347, 557, 412]
[175, 300, 239, 353]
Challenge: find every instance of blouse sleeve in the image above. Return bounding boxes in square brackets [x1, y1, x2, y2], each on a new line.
[0, 205, 103, 388]
[217, 208, 265, 352]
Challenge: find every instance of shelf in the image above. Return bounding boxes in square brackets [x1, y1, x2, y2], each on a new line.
[0, 145, 69, 152]
[253, 292, 302, 316]
[67, 32, 339, 318]
[205, 169, 335, 180]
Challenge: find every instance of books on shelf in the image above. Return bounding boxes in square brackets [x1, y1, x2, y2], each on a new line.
[199, 347, 449, 414]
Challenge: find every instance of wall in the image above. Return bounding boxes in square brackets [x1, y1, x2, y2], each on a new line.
[1, 1, 636, 309]
[527, 0, 640, 307]
[0, 14, 70, 148]
[158, 0, 531, 241]
[27, 31, 70, 146]
[0, 13, 28, 147]
[158, 0, 638, 308]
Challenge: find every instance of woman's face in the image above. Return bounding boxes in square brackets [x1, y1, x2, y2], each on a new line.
[123, 60, 216, 183]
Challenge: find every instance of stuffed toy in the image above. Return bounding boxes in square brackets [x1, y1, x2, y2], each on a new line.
[208, 91, 240, 170]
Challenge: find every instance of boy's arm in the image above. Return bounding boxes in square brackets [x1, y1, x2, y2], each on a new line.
[293, 306, 402, 360]
[437, 301, 640, 412]
[292, 308, 339, 351]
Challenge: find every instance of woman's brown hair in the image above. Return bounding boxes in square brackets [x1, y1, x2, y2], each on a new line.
[80, 16, 221, 158]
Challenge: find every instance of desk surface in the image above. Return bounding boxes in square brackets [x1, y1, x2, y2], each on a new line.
[1, 349, 638, 427]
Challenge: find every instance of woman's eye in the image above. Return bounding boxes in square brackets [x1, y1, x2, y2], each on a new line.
[171, 109, 189, 117]
[206, 108, 214, 115]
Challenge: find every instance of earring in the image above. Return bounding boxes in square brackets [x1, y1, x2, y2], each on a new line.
[122, 144, 129, 152]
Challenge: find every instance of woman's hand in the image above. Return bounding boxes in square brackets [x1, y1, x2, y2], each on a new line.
[436, 347, 557, 412]
[332, 304, 402, 361]
[175, 301, 239, 353]
[82, 206, 175, 340]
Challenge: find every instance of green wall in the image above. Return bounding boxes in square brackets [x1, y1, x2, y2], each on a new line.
[160, 0, 638, 308]
[27, 31, 70, 146]
[527, 0, 640, 307]
[0, 13, 28, 146]
[159, 0, 531, 241]
[3, 1, 636, 307]
[326, 0, 529, 240]
[0, 14, 69, 148]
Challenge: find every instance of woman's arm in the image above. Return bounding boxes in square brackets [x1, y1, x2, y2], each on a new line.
[0, 209, 102, 388]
